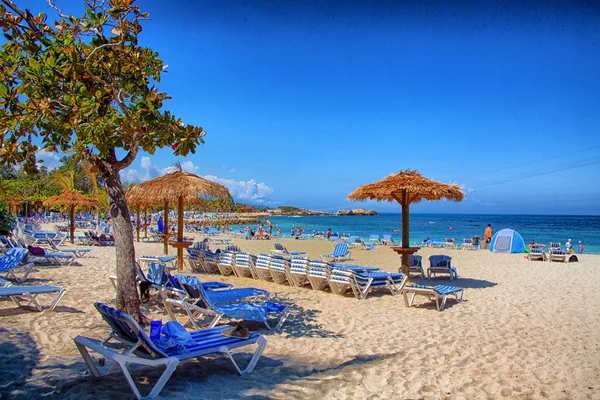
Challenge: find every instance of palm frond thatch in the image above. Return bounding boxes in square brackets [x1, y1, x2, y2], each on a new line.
[43, 191, 100, 207]
[347, 169, 464, 204]
[126, 170, 231, 206]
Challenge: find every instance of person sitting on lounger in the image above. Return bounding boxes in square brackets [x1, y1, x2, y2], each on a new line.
[528, 240, 545, 249]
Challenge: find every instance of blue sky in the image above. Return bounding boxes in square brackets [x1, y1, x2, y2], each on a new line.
[22, 1, 600, 214]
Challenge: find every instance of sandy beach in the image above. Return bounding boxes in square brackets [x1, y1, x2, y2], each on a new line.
[1, 227, 600, 399]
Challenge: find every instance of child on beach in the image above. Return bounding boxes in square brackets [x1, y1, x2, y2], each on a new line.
[578, 241, 584, 254]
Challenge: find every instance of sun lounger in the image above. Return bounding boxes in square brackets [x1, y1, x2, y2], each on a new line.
[461, 238, 474, 250]
[199, 285, 290, 331]
[163, 274, 265, 329]
[138, 255, 177, 270]
[427, 255, 458, 281]
[270, 243, 307, 258]
[368, 235, 381, 245]
[322, 243, 351, 262]
[268, 255, 290, 285]
[0, 285, 66, 311]
[47, 240, 92, 258]
[217, 252, 235, 276]
[307, 260, 330, 291]
[74, 302, 267, 400]
[0, 248, 35, 283]
[408, 254, 425, 279]
[234, 252, 259, 279]
[402, 284, 464, 311]
[381, 235, 395, 245]
[549, 248, 567, 262]
[26, 245, 76, 266]
[443, 238, 457, 249]
[328, 264, 407, 299]
[289, 258, 309, 287]
[254, 254, 274, 281]
[528, 247, 547, 261]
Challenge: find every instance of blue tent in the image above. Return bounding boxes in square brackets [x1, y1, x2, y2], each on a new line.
[489, 228, 526, 253]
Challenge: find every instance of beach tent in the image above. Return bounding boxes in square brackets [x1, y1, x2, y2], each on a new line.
[489, 228, 526, 253]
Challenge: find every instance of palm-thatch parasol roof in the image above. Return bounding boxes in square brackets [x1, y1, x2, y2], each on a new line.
[126, 168, 232, 268]
[348, 169, 464, 276]
[43, 191, 99, 244]
[126, 170, 232, 206]
[43, 191, 100, 207]
[347, 170, 464, 204]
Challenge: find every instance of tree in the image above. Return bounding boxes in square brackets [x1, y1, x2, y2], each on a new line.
[0, 0, 206, 319]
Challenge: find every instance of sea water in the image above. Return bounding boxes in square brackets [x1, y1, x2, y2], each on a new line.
[253, 213, 600, 254]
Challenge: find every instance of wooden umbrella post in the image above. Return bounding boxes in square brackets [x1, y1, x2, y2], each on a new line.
[136, 204, 141, 243]
[177, 195, 184, 271]
[163, 201, 169, 255]
[69, 205, 75, 244]
[144, 206, 148, 239]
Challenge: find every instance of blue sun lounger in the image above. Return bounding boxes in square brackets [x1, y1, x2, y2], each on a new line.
[0, 248, 35, 283]
[322, 243, 351, 262]
[402, 284, 465, 311]
[0, 285, 66, 311]
[74, 302, 267, 400]
[199, 284, 289, 331]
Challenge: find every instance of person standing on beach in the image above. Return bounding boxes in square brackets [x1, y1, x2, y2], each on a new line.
[326, 228, 332, 239]
[578, 241, 584, 254]
[566, 238, 574, 254]
[266, 220, 272, 238]
[483, 224, 492, 249]
[257, 223, 264, 240]
[290, 226, 295, 238]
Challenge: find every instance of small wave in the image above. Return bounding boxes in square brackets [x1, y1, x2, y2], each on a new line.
[429, 221, 436, 224]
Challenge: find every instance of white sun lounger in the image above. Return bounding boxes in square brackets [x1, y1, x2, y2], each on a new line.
[402, 284, 464, 311]
[74, 302, 267, 400]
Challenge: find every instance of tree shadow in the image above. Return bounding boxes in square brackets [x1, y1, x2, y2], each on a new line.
[53, 349, 402, 399]
[0, 327, 42, 398]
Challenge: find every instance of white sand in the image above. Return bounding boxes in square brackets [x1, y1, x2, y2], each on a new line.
[1, 227, 599, 399]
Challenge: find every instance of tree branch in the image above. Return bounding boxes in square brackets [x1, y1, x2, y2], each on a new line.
[114, 145, 138, 171]
[2, 0, 43, 38]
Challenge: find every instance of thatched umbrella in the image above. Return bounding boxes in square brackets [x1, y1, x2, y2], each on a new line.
[126, 168, 232, 271]
[43, 191, 100, 244]
[348, 169, 464, 275]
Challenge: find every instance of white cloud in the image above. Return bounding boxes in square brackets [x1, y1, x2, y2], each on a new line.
[36, 150, 61, 170]
[121, 158, 274, 203]
[230, 168, 236, 173]
[202, 174, 274, 203]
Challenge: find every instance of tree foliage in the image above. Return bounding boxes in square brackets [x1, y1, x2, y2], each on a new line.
[0, 0, 208, 318]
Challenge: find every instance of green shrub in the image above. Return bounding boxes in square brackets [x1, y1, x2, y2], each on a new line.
[0, 203, 15, 235]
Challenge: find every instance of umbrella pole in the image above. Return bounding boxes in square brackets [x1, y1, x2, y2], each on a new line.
[401, 189, 410, 275]
[69, 205, 75, 244]
[136, 205, 141, 243]
[144, 206, 148, 238]
[163, 201, 169, 255]
[177, 195, 184, 271]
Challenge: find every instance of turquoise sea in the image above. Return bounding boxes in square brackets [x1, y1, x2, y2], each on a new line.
[258, 213, 600, 254]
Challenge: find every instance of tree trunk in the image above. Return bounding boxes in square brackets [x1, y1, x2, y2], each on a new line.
[103, 168, 141, 321]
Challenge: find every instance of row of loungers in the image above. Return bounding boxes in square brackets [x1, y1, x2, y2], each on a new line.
[185, 247, 465, 307]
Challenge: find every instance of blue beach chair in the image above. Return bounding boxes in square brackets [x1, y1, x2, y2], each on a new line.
[402, 284, 465, 311]
[199, 284, 290, 331]
[271, 242, 307, 258]
[0, 284, 66, 311]
[427, 255, 458, 281]
[0, 248, 35, 283]
[328, 263, 408, 299]
[74, 302, 267, 400]
[322, 243, 351, 262]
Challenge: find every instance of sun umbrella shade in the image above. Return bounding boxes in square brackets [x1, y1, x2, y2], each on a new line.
[43, 191, 100, 208]
[126, 170, 232, 269]
[348, 170, 464, 276]
[126, 171, 232, 206]
[43, 191, 99, 244]
[347, 170, 464, 204]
